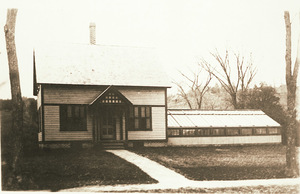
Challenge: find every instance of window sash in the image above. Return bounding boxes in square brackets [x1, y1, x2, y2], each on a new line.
[167, 127, 280, 137]
[211, 128, 225, 136]
[168, 129, 180, 136]
[60, 105, 87, 131]
[268, 128, 279, 134]
[255, 128, 267, 134]
[182, 129, 196, 136]
[198, 129, 210, 136]
[129, 106, 152, 130]
[227, 128, 240, 135]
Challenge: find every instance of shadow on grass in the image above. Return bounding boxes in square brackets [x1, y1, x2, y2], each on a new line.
[131, 145, 290, 181]
[2, 148, 157, 191]
[178, 166, 288, 181]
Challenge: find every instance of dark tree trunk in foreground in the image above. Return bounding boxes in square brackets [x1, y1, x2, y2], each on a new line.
[284, 11, 300, 177]
[4, 8, 24, 187]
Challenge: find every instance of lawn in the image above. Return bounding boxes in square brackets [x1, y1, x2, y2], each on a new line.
[1, 148, 157, 191]
[131, 145, 289, 181]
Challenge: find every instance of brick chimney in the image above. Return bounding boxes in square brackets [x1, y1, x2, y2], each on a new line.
[89, 22, 96, 45]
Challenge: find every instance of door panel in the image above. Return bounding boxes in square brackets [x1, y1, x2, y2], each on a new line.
[101, 109, 115, 140]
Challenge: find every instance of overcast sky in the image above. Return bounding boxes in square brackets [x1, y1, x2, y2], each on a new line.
[0, 0, 299, 99]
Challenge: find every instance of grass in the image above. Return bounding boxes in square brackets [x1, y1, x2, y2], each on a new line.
[1, 148, 157, 191]
[131, 145, 290, 181]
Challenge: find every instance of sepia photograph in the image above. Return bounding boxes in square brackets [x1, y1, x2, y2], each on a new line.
[0, 0, 299, 193]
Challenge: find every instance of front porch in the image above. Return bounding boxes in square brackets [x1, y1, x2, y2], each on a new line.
[90, 86, 133, 148]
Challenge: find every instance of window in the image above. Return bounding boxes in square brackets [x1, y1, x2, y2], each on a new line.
[182, 129, 196, 136]
[227, 128, 239, 135]
[268, 128, 279, 134]
[211, 128, 225, 136]
[129, 106, 151, 130]
[255, 128, 267, 135]
[60, 105, 87, 131]
[240, 128, 253, 135]
[198, 129, 210, 136]
[168, 129, 180, 136]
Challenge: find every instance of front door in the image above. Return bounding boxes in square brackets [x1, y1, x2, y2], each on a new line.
[101, 108, 115, 140]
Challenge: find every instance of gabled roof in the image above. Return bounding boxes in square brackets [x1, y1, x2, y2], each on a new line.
[168, 109, 281, 128]
[89, 85, 132, 106]
[34, 43, 171, 88]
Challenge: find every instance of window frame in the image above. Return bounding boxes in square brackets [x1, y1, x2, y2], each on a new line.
[168, 129, 180, 136]
[211, 128, 226, 136]
[166, 127, 281, 137]
[129, 106, 152, 131]
[254, 127, 267, 135]
[267, 127, 280, 134]
[197, 128, 210, 136]
[182, 129, 196, 136]
[226, 128, 240, 136]
[60, 104, 87, 131]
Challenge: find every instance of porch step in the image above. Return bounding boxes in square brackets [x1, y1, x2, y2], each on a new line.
[100, 141, 126, 150]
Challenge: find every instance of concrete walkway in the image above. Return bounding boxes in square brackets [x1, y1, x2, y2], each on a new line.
[60, 150, 300, 192]
[108, 149, 190, 184]
[61, 150, 300, 192]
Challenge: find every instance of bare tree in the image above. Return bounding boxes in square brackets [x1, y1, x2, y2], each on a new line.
[4, 8, 23, 187]
[174, 68, 212, 109]
[284, 11, 300, 177]
[201, 49, 256, 109]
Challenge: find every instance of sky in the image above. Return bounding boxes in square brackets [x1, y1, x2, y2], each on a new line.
[0, 0, 300, 99]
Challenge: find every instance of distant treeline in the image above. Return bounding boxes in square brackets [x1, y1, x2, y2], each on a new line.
[168, 84, 291, 144]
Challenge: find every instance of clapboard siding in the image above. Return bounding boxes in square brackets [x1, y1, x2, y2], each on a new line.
[44, 105, 93, 141]
[44, 86, 102, 104]
[119, 88, 165, 105]
[40, 85, 167, 142]
[128, 107, 166, 140]
[168, 135, 281, 146]
[43, 85, 165, 105]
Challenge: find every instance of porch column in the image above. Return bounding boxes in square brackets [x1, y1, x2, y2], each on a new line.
[122, 112, 126, 140]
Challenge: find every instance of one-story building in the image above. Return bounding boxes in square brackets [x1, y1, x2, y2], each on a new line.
[168, 109, 281, 146]
[33, 23, 281, 148]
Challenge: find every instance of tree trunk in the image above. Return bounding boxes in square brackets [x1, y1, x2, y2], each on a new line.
[4, 8, 23, 188]
[231, 93, 238, 109]
[284, 11, 300, 177]
[286, 84, 298, 176]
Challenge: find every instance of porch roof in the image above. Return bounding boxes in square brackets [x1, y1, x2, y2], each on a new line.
[34, 43, 171, 88]
[89, 85, 132, 106]
[168, 109, 281, 128]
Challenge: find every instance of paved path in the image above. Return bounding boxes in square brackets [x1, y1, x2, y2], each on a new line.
[60, 150, 300, 192]
[108, 149, 190, 184]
